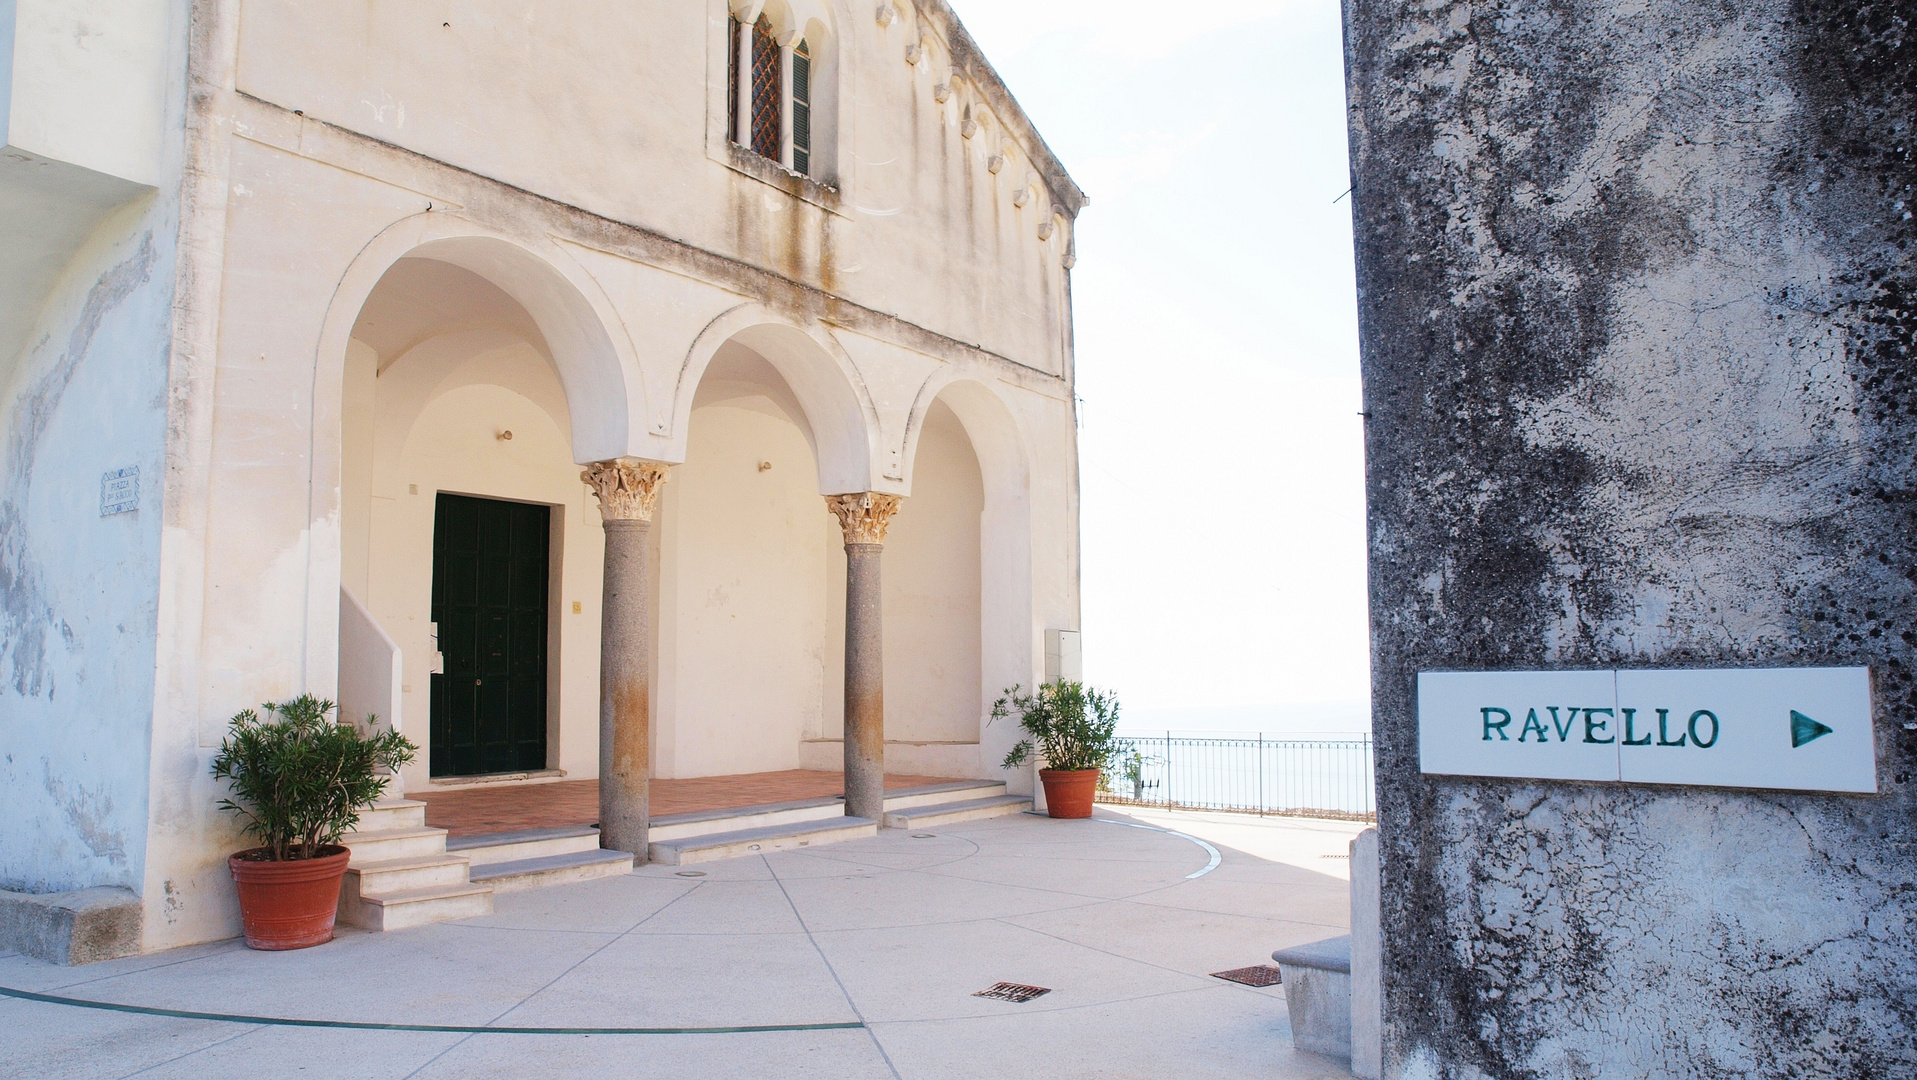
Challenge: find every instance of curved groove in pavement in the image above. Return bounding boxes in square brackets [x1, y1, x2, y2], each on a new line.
[0, 984, 865, 1036]
[1088, 816, 1225, 878]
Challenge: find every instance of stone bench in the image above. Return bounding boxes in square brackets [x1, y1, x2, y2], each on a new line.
[1272, 934, 1352, 1058]
[1270, 826, 1382, 1077]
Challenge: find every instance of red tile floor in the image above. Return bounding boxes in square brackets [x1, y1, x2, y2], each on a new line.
[406, 769, 963, 837]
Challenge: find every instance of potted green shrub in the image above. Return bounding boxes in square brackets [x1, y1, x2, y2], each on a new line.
[211, 695, 415, 950]
[994, 681, 1121, 818]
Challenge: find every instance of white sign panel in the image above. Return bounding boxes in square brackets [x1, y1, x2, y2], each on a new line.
[1419, 669, 1621, 782]
[1419, 667, 1877, 794]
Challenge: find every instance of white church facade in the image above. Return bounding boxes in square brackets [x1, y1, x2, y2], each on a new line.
[0, 0, 1084, 954]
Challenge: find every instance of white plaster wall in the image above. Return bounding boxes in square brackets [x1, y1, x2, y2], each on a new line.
[339, 339, 376, 600]
[659, 379, 989, 781]
[0, 194, 171, 896]
[1, 0, 172, 410]
[354, 344, 607, 794]
[4, 0, 169, 184]
[336, 585, 400, 735]
[882, 400, 983, 748]
[657, 393, 836, 779]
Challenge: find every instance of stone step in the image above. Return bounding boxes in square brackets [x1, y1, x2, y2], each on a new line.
[353, 799, 427, 832]
[882, 794, 1032, 829]
[342, 881, 493, 931]
[447, 825, 602, 867]
[648, 783, 1008, 843]
[648, 817, 879, 866]
[648, 798, 845, 842]
[470, 849, 635, 894]
[340, 825, 450, 865]
[341, 853, 472, 908]
[881, 781, 1007, 812]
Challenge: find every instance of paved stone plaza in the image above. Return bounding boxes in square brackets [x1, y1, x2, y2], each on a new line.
[2, 810, 1364, 1079]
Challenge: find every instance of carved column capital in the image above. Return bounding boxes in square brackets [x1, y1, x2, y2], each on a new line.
[825, 492, 904, 546]
[582, 458, 671, 523]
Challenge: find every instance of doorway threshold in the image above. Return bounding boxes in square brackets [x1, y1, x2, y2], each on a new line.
[428, 769, 567, 789]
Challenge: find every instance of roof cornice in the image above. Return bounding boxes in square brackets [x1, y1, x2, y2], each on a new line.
[917, 0, 1088, 217]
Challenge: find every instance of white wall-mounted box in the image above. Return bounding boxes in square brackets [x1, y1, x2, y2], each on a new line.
[1044, 628, 1081, 685]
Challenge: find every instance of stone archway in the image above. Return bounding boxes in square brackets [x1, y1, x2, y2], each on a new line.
[320, 220, 647, 803]
[899, 371, 1038, 785]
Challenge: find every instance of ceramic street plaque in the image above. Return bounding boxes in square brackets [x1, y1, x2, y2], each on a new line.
[100, 466, 139, 516]
[1419, 667, 1877, 794]
[1613, 667, 1875, 792]
[1418, 669, 1621, 782]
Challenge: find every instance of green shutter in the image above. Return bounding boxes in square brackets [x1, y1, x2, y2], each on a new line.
[792, 43, 811, 174]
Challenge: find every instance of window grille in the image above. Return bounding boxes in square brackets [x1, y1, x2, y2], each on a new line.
[750, 16, 781, 161]
[791, 40, 811, 175]
[727, 15, 741, 143]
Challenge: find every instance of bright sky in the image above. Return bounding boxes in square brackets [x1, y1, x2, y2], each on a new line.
[951, 0, 1371, 735]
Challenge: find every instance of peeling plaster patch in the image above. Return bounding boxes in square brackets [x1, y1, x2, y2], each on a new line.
[0, 235, 156, 697]
[42, 761, 126, 865]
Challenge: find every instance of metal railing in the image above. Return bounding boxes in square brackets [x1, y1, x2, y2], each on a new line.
[1095, 734, 1375, 822]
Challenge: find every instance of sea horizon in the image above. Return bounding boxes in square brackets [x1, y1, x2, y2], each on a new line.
[1111, 699, 1372, 740]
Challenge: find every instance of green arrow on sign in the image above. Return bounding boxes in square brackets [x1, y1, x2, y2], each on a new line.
[1790, 710, 1833, 748]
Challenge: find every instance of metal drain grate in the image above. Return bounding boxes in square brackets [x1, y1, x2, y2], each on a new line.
[973, 982, 1051, 1003]
[1211, 965, 1284, 987]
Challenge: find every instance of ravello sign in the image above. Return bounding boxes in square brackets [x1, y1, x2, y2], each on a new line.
[1418, 667, 1876, 793]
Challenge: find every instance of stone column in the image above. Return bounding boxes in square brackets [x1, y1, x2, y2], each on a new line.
[778, 33, 797, 170]
[582, 458, 671, 858]
[825, 492, 904, 821]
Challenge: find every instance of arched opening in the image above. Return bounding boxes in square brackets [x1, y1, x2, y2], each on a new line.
[654, 340, 839, 779]
[337, 255, 611, 792]
[900, 375, 1037, 783]
[880, 398, 985, 772]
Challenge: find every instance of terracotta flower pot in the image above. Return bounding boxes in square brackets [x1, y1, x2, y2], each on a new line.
[1039, 767, 1101, 818]
[228, 845, 351, 950]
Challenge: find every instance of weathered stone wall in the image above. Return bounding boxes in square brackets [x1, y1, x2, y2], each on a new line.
[1343, 0, 1915, 1076]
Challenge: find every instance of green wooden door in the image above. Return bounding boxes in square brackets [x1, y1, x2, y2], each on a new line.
[430, 493, 550, 777]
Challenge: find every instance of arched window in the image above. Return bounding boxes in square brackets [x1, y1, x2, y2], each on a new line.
[727, 11, 820, 178]
[749, 16, 781, 160]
